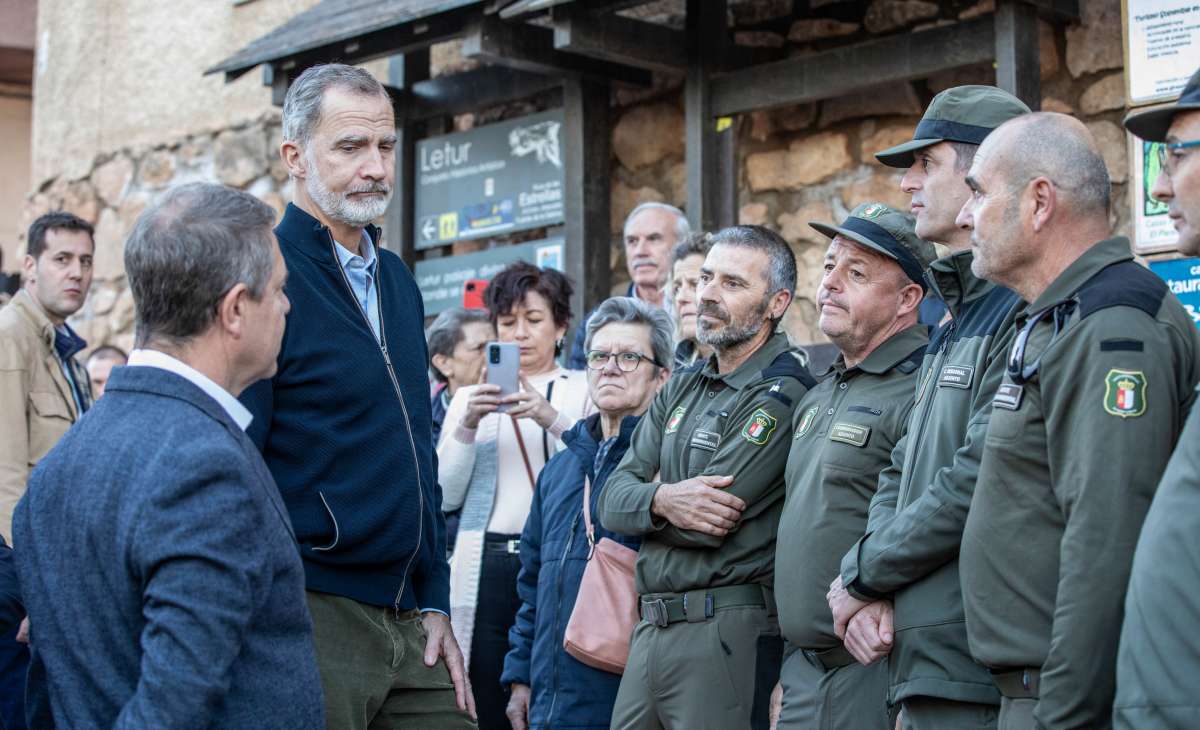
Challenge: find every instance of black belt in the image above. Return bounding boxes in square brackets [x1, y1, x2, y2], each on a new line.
[638, 584, 767, 628]
[991, 668, 1040, 699]
[801, 644, 855, 672]
[483, 538, 522, 555]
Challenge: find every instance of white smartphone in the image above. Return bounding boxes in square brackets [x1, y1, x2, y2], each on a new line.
[485, 342, 520, 412]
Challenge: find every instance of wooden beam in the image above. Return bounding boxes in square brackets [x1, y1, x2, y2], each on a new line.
[561, 76, 611, 362]
[1021, 0, 1079, 20]
[995, 0, 1041, 108]
[462, 15, 652, 86]
[686, 0, 735, 232]
[400, 66, 562, 119]
[552, 6, 686, 73]
[244, 5, 470, 85]
[385, 50, 431, 265]
[711, 16, 996, 117]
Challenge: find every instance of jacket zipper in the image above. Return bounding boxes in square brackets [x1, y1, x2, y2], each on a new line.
[325, 231, 425, 611]
[897, 319, 956, 507]
[547, 513, 579, 725]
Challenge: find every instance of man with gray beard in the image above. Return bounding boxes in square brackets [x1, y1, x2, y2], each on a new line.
[239, 64, 476, 729]
[599, 226, 816, 729]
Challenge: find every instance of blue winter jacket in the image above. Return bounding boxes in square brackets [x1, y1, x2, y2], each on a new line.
[501, 413, 641, 729]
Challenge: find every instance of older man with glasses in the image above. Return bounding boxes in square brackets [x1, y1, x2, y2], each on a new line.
[955, 111, 1200, 730]
[1115, 65, 1200, 730]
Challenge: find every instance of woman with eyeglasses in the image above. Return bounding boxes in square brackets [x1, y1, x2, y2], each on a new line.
[439, 261, 593, 729]
[501, 297, 673, 730]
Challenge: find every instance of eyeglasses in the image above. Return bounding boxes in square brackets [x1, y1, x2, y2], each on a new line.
[1007, 298, 1075, 385]
[1156, 140, 1200, 178]
[585, 350, 662, 372]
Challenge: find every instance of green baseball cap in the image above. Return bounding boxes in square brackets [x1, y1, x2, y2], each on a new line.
[1124, 66, 1200, 142]
[809, 202, 938, 289]
[875, 85, 1032, 168]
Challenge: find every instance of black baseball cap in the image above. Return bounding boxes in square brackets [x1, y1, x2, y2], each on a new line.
[1124, 66, 1200, 142]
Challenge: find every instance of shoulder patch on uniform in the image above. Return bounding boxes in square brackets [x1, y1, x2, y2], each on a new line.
[1100, 338, 1144, 352]
[665, 406, 687, 433]
[1077, 261, 1166, 320]
[795, 406, 819, 439]
[1104, 369, 1147, 418]
[897, 344, 927, 375]
[762, 351, 818, 389]
[741, 408, 778, 445]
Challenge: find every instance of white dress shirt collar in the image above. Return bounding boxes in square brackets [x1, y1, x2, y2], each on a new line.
[126, 349, 253, 431]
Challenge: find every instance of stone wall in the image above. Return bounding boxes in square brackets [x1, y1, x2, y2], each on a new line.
[12, 0, 1131, 353]
[605, 0, 1130, 346]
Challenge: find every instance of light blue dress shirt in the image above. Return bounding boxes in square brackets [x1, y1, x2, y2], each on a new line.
[333, 232, 380, 341]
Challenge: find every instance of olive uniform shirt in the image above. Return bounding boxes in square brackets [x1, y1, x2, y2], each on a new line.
[776, 325, 927, 649]
[961, 237, 1200, 729]
[599, 332, 815, 596]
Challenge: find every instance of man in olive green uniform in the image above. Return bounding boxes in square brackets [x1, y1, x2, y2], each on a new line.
[1118, 62, 1200, 730]
[773, 203, 933, 730]
[1115, 67, 1200, 729]
[829, 86, 1029, 730]
[958, 112, 1200, 730]
[599, 225, 815, 730]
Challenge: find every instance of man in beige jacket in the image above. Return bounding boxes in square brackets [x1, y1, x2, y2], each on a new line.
[0, 211, 96, 544]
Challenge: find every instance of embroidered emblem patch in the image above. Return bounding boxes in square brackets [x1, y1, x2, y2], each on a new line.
[860, 203, 886, 219]
[741, 408, 778, 445]
[1104, 369, 1147, 418]
[665, 406, 687, 434]
[829, 423, 870, 447]
[795, 406, 819, 439]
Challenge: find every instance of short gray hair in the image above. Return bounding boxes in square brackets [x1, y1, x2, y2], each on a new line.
[584, 296, 675, 372]
[671, 231, 713, 268]
[125, 183, 276, 347]
[708, 225, 797, 299]
[282, 63, 390, 147]
[426, 307, 491, 383]
[624, 202, 691, 244]
[991, 112, 1111, 215]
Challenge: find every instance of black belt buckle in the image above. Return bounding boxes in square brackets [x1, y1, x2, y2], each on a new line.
[641, 598, 669, 628]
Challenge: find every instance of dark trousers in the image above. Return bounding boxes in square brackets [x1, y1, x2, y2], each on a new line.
[0, 626, 27, 730]
[470, 533, 524, 730]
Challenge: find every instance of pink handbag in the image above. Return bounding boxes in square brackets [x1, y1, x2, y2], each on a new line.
[563, 475, 639, 674]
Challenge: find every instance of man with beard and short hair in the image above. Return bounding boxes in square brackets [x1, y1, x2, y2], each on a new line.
[1115, 65, 1200, 729]
[772, 203, 934, 730]
[568, 203, 689, 369]
[956, 112, 1200, 729]
[829, 86, 1029, 730]
[599, 225, 817, 730]
[669, 232, 713, 369]
[239, 63, 475, 729]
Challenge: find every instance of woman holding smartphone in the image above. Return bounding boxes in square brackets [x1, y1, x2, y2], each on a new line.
[439, 261, 593, 730]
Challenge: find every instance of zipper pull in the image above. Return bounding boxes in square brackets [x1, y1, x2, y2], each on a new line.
[380, 344, 392, 366]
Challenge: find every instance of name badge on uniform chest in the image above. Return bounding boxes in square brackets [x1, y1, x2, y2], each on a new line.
[938, 365, 974, 389]
[690, 429, 721, 451]
[993, 382, 1024, 410]
[829, 423, 870, 447]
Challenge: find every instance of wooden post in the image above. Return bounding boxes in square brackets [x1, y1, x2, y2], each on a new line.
[685, 0, 735, 233]
[995, 0, 1041, 109]
[385, 51, 430, 265]
[562, 75, 611, 362]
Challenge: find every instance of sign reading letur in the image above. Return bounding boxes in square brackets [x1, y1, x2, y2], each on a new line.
[1149, 258, 1200, 330]
[1124, 0, 1200, 106]
[414, 110, 565, 250]
[414, 238, 565, 316]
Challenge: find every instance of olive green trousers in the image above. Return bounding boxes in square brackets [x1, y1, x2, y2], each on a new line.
[306, 591, 476, 730]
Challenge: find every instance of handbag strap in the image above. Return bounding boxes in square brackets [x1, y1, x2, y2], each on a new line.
[582, 475, 596, 555]
[511, 415, 536, 490]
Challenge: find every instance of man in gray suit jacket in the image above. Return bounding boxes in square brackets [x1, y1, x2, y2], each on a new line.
[13, 183, 323, 728]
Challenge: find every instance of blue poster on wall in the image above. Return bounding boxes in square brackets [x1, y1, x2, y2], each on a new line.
[1150, 258, 1200, 330]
